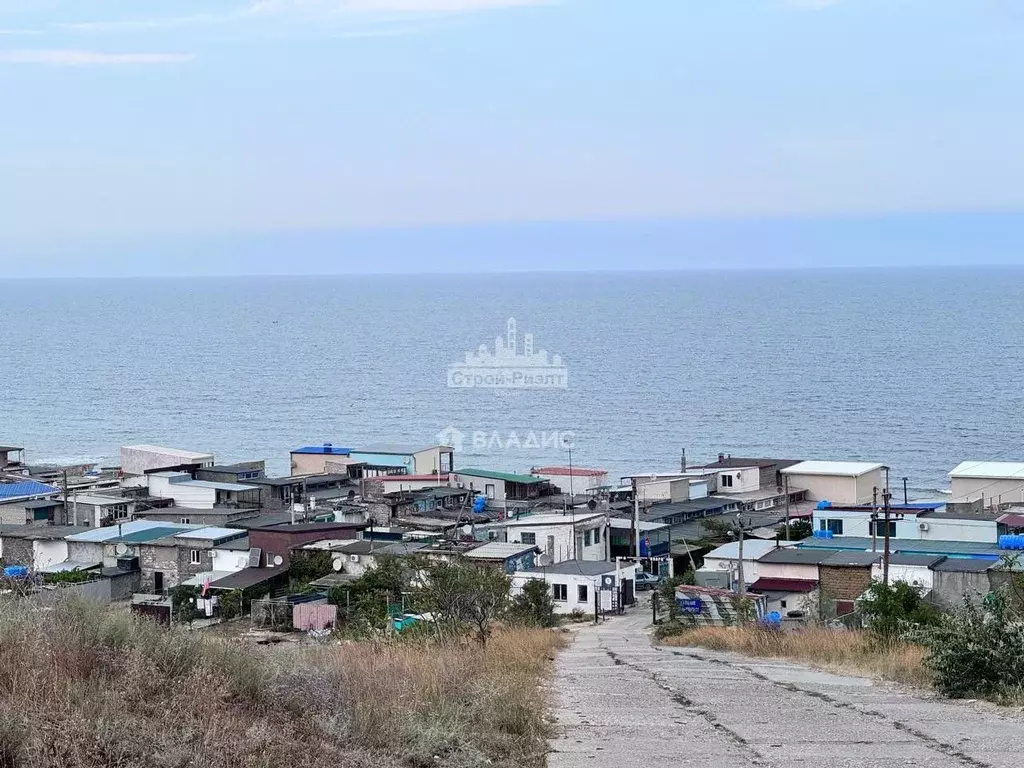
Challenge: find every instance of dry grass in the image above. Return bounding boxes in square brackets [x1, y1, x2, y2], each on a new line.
[0, 598, 564, 768]
[662, 626, 931, 687]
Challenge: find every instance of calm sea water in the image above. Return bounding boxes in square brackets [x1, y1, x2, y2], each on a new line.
[4, 269, 1024, 494]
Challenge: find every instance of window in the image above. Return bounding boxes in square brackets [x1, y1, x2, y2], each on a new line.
[109, 504, 129, 520]
[485, 483, 495, 499]
[578, 584, 589, 603]
[721, 474, 734, 488]
[820, 519, 844, 535]
[520, 532, 536, 545]
[871, 520, 897, 537]
[780, 600, 788, 609]
[189, 549, 201, 565]
[593, 527, 600, 544]
[180, 517, 190, 525]
[584, 529, 592, 547]
[552, 583, 568, 601]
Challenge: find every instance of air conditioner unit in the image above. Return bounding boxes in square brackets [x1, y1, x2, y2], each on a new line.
[918, 522, 929, 531]
[350, 554, 360, 562]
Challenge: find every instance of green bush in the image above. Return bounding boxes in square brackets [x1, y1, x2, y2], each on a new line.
[857, 580, 939, 645]
[509, 578, 557, 628]
[43, 570, 92, 585]
[925, 589, 1024, 700]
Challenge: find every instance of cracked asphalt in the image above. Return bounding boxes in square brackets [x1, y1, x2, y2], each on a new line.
[548, 608, 1024, 768]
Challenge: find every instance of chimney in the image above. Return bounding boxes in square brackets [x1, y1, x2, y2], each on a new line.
[718, 453, 725, 463]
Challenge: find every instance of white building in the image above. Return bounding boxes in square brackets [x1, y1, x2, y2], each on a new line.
[478, 512, 606, 563]
[949, 461, 1024, 505]
[511, 560, 640, 615]
[813, 504, 1000, 544]
[146, 472, 260, 509]
[530, 466, 609, 492]
[696, 539, 788, 588]
[120, 445, 215, 480]
[870, 554, 940, 591]
[781, 461, 885, 505]
[622, 472, 713, 502]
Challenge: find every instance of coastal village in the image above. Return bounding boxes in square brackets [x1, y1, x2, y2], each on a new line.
[1, 439, 1021, 629]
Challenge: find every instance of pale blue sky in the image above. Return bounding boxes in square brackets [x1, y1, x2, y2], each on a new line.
[1, 0, 1023, 275]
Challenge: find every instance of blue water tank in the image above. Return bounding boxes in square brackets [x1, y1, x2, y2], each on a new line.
[3, 566, 29, 578]
[816, 500, 832, 510]
[766, 611, 782, 626]
[472, 496, 486, 514]
[999, 534, 1024, 551]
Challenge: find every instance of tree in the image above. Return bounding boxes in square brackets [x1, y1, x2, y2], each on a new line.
[424, 560, 511, 645]
[857, 579, 939, 645]
[510, 578, 557, 628]
[698, 518, 735, 546]
[776, 519, 812, 541]
[170, 585, 200, 627]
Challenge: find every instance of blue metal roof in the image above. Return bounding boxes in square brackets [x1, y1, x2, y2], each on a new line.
[0, 480, 59, 500]
[292, 444, 351, 455]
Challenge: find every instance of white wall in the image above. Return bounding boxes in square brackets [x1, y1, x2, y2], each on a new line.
[33, 540, 69, 570]
[786, 473, 859, 504]
[716, 467, 760, 495]
[756, 562, 819, 581]
[511, 564, 638, 615]
[209, 548, 250, 574]
[700, 555, 766, 584]
[813, 509, 998, 543]
[923, 518, 997, 543]
[452, 473, 506, 501]
[870, 563, 933, 590]
[147, 475, 217, 509]
[951, 477, 1024, 505]
[497, 520, 605, 563]
[762, 589, 818, 616]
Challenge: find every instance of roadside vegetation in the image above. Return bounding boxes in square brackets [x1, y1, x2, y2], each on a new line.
[0, 578, 564, 767]
[660, 574, 1024, 704]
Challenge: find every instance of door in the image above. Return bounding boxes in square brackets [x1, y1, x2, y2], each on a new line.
[154, 571, 164, 594]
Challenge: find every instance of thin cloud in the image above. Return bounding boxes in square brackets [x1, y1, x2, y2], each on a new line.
[779, 0, 842, 8]
[0, 29, 42, 35]
[0, 49, 195, 65]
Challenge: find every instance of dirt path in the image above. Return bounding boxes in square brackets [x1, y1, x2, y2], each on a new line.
[549, 610, 1024, 768]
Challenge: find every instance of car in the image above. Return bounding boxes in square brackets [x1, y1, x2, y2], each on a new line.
[634, 572, 662, 591]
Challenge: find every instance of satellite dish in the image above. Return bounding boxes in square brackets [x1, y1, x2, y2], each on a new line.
[587, 498, 597, 511]
[273, 555, 284, 566]
[536, 553, 552, 567]
[717, 561, 731, 570]
[461, 524, 472, 535]
[114, 543, 128, 556]
[332, 558, 344, 572]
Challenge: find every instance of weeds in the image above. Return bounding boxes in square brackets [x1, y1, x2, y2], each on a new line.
[0, 597, 563, 768]
[662, 625, 931, 687]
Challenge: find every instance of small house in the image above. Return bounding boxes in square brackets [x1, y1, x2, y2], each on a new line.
[511, 560, 639, 615]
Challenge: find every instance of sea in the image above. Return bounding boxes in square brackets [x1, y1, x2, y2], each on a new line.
[4, 268, 1024, 496]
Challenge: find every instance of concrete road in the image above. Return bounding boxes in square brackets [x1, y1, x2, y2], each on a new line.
[549, 608, 1024, 768]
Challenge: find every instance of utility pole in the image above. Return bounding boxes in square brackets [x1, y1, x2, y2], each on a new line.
[62, 470, 69, 525]
[882, 487, 893, 586]
[783, 475, 791, 541]
[735, 514, 745, 599]
[632, 478, 641, 560]
[903, 476, 909, 506]
[568, 445, 576, 559]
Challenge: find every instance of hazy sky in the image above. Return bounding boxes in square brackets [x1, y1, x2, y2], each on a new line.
[1, 0, 1023, 275]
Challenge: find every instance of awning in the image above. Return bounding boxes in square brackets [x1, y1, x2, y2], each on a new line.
[182, 570, 236, 587]
[999, 513, 1024, 528]
[208, 566, 288, 590]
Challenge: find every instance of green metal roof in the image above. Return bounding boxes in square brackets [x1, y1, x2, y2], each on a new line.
[112, 526, 189, 543]
[455, 468, 545, 485]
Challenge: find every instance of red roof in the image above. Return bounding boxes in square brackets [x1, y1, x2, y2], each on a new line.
[531, 466, 607, 476]
[749, 578, 818, 594]
[999, 513, 1024, 528]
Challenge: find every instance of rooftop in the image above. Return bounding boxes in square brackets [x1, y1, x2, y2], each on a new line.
[489, 512, 604, 528]
[530, 466, 607, 477]
[246, 474, 350, 487]
[932, 558, 996, 573]
[705, 540, 786, 561]
[0, 479, 59, 501]
[607, 518, 669, 532]
[749, 577, 818, 594]
[639, 497, 736, 519]
[518, 559, 628, 577]
[291, 443, 351, 456]
[822, 551, 883, 567]
[758, 548, 838, 565]
[173, 527, 247, 543]
[122, 445, 213, 460]
[795, 536, 1003, 559]
[464, 542, 539, 560]
[356, 443, 445, 455]
[208, 566, 288, 590]
[0, 524, 91, 540]
[885, 553, 946, 567]
[782, 461, 885, 478]
[65, 520, 195, 542]
[375, 473, 451, 483]
[695, 457, 802, 471]
[0, 445, 23, 453]
[250, 521, 366, 534]
[950, 461, 1024, 480]
[454, 468, 546, 485]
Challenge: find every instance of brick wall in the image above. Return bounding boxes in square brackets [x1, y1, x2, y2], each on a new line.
[138, 545, 180, 593]
[818, 565, 873, 601]
[249, 525, 362, 566]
